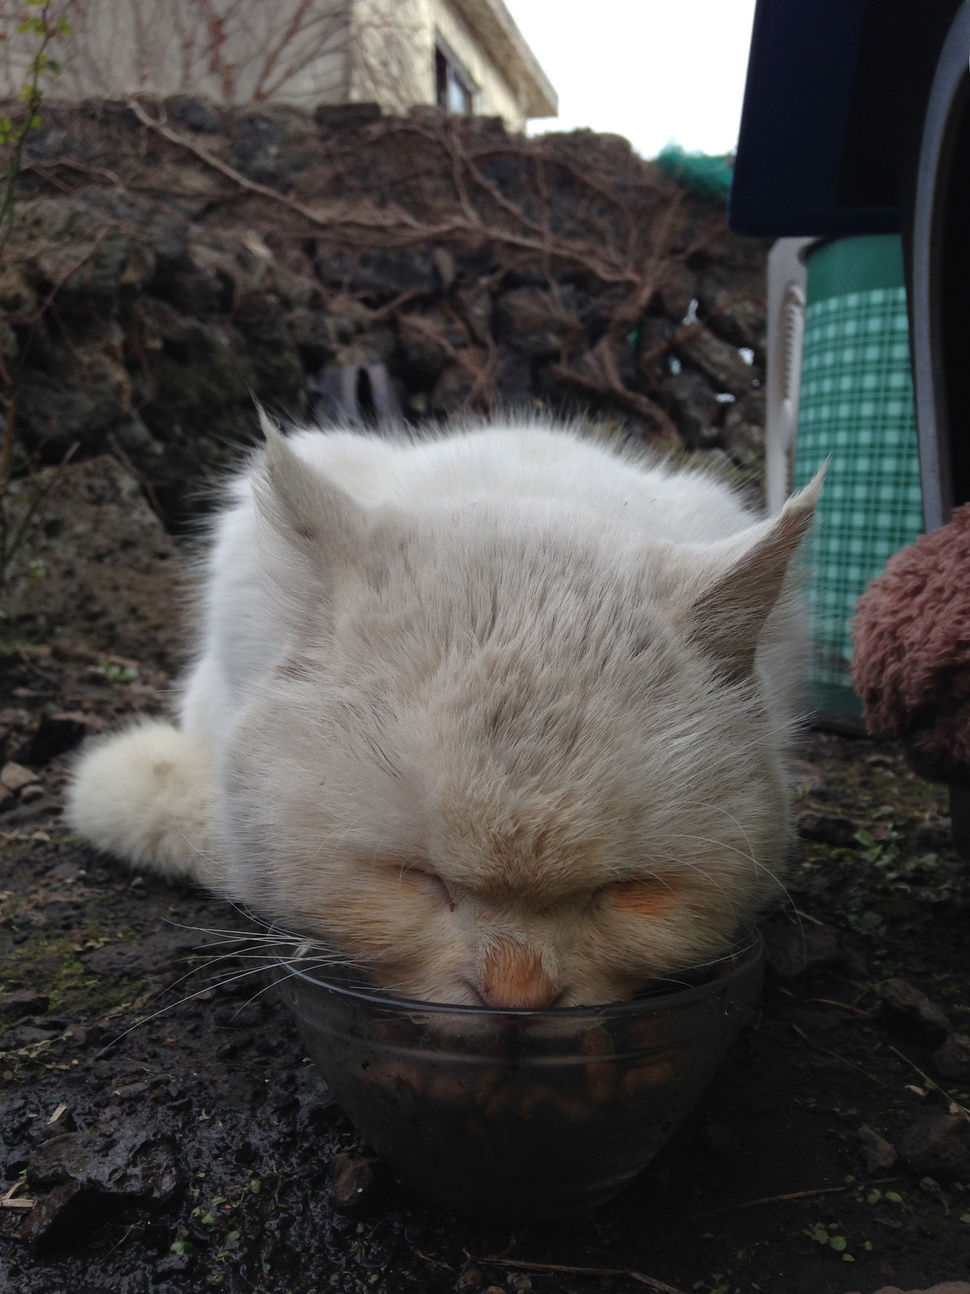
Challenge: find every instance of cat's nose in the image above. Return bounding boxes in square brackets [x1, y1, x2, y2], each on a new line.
[477, 937, 559, 1009]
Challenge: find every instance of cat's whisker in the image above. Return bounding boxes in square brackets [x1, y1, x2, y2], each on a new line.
[170, 819, 224, 882]
[673, 801, 804, 929]
[94, 958, 286, 1057]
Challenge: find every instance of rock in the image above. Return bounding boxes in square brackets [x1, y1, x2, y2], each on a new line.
[495, 286, 582, 357]
[23, 1126, 182, 1248]
[655, 265, 698, 324]
[20, 711, 94, 766]
[16, 343, 134, 460]
[19, 1179, 89, 1252]
[3, 455, 182, 668]
[456, 287, 494, 346]
[762, 922, 843, 980]
[314, 102, 382, 132]
[933, 1033, 970, 1083]
[0, 989, 50, 1018]
[165, 259, 234, 316]
[879, 978, 952, 1047]
[431, 246, 456, 291]
[6, 1023, 55, 1047]
[898, 1109, 970, 1180]
[231, 112, 291, 186]
[676, 324, 757, 395]
[79, 937, 182, 980]
[26, 1125, 180, 1201]
[702, 1122, 739, 1161]
[455, 1265, 486, 1292]
[171, 95, 220, 133]
[848, 1285, 970, 1294]
[14, 197, 156, 307]
[0, 761, 39, 793]
[663, 367, 722, 447]
[318, 246, 438, 296]
[857, 1124, 898, 1173]
[703, 292, 767, 357]
[396, 308, 452, 384]
[0, 259, 38, 313]
[787, 759, 827, 794]
[636, 315, 677, 383]
[795, 811, 858, 845]
[429, 360, 487, 415]
[234, 290, 307, 399]
[721, 398, 766, 466]
[0, 103, 769, 546]
[328, 1152, 383, 1214]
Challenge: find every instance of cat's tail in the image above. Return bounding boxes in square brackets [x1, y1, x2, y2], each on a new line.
[66, 719, 223, 888]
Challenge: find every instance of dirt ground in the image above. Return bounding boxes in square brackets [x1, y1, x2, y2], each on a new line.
[1, 644, 969, 1294]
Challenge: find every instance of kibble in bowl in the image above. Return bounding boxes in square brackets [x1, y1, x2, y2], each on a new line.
[273, 932, 763, 1219]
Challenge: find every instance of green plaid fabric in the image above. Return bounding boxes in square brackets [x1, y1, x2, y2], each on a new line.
[793, 285, 924, 716]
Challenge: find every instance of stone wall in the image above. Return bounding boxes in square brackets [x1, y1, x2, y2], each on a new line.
[0, 99, 768, 658]
[2, 99, 768, 522]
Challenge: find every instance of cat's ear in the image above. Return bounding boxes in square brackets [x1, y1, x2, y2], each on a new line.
[253, 409, 366, 570]
[684, 464, 826, 682]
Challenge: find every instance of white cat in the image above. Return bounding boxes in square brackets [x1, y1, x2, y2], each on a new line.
[68, 416, 821, 1007]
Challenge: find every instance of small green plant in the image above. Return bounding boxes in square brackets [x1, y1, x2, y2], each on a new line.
[0, 0, 70, 251]
[0, 2, 71, 617]
[865, 1187, 904, 1207]
[805, 1220, 874, 1263]
[98, 658, 139, 684]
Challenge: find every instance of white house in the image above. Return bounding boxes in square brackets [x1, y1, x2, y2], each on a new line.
[0, 0, 557, 132]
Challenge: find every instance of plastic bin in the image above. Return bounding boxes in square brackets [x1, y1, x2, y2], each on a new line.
[792, 234, 924, 719]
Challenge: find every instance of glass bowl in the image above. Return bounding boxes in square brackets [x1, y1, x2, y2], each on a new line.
[272, 932, 764, 1220]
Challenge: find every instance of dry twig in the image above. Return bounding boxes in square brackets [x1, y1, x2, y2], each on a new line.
[888, 1044, 970, 1119]
[474, 1254, 687, 1294]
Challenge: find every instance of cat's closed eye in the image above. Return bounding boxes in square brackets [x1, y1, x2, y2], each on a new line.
[394, 863, 455, 910]
[598, 876, 677, 916]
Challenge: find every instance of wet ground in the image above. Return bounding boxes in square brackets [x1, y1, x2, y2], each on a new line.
[2, 646, 969, 1294]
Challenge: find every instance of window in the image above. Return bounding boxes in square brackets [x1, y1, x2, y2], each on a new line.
[435, 43, 475, 116]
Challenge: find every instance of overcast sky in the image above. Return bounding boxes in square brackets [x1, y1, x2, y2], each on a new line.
[508, 0, 758, 160]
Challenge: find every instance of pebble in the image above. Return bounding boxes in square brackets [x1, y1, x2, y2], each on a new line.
[787, 758, 827, 793]
[327, 1152, 382, 1214]
[857, 1124, 898, 1173]
[879, 978, 952, 1047]
[455, 1265, 486, 1292]
[898, 1109, 970, 1180]
[849, 1285, 970, 1294]
[0, 990, 50, 1019]
[933, 1032, 970, 1083]
[0, 760, 39, 793]
[26, 1125, 181, 1201]
[19, 1180, 88, 1252]
[795, 810, 858, 845]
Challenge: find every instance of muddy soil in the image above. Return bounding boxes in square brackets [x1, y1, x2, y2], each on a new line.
[1, 646, 969, 1294]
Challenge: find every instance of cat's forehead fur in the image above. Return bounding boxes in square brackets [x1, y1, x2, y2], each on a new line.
[275, 509, 763, 901]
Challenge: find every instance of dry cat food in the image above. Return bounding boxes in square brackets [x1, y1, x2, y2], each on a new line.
[273, 936, 764, 1219]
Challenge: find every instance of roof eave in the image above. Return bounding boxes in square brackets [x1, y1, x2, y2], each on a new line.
[447, 0, 558, 118]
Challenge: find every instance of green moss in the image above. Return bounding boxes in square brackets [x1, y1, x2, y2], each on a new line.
[2, 924, 148, 1020]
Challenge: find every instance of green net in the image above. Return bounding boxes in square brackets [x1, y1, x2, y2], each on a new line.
[793, 237, 924, 719]
[653, 144, 734, 203]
